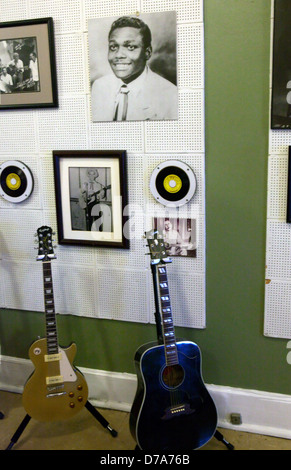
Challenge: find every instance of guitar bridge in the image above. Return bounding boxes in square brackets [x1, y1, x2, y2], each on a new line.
[46, 391, 67, 398]
[162, 403, 195, 420]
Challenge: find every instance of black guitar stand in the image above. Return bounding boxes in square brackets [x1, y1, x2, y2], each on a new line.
[149, 262, 234, 451]
[5, 399, 117, 450]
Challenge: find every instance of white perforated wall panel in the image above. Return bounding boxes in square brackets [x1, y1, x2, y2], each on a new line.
[145, 91, 205, 153]
[0, 0, 206, 330]
[264, 5, 291, 338]
[0, 112, 37, 154]
[30, 0, 83, 33]
[141, 0, 203, 22]
[53, 263, 97, 317]
[265, 280, 291, 338]
[84, 0, 140, 22]
[38, 96, 89, 151]
[269, 130, 291, 155]
[0, 0, 28, 22]
[2, 261, 44, 312]
[96, 268, 150, 323]
[54, 34, 87, 95]
[267, 155, 288, 219]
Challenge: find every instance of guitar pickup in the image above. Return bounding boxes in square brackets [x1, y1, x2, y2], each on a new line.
[47, 384, 64, 392]
[44, 353, 61, 362]
[46, 375, 63, 385]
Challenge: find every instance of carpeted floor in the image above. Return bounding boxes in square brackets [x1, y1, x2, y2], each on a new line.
[0, 390, 290, 451]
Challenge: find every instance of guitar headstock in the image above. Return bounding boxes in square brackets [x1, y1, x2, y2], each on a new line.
[145, 229, 172, 265]
[35, 226, 56, 261]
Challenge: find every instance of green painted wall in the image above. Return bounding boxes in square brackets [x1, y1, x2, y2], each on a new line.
[1, 1, 290, 395]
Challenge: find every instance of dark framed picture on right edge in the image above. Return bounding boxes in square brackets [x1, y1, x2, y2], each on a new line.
[287, 146, 291, 222]
[271, 0, 291, 129]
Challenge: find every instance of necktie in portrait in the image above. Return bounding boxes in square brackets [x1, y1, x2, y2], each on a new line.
[113, 84, 129, 121]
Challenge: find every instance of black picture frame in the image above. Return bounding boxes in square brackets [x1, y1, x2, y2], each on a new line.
[53, 150, 129, 249]
[0, 17, 58, 109]
[271, 0, 291, 129]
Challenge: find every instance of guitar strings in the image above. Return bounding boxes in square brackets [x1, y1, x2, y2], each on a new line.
[158, 265, 184, 410]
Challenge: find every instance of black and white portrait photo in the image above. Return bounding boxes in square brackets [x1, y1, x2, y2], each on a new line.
[69, 167, 112, 233]
[0, 37, 40, 94]
[154, 217, 197, 258]
[88, 12, 178, 122]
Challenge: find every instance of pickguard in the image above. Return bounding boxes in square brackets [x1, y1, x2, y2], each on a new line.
[58, 347, 77, 382]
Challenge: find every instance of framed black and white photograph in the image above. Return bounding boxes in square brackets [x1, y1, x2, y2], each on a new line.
[153, 216, 197, 258]
[0, 17, 58, 109]
[53, 150, 129, 249]
[271, 0, 291, 128]
[88, 12, 178, 122]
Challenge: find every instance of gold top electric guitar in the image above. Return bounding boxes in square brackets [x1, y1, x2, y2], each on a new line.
[22, 226, 88, 422]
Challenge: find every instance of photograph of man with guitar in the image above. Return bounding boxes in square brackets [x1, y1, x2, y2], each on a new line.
[154, 217, 197, 258]
[69, 166, 112, 232]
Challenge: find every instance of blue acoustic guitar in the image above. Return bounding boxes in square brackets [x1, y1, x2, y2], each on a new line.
[129, 229, 218, 451]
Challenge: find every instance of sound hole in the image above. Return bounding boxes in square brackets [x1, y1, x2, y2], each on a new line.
[162, 365, 184, 389]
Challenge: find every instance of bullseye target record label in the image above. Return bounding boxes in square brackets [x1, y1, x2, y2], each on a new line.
[150, 160, 196, 207]
[0, 160, 34, 203]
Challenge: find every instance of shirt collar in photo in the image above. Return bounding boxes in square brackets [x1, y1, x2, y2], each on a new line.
[114, 66, 148, 97]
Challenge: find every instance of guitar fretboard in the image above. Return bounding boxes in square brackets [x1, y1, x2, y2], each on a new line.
[42, 262, 58, 355]
[157, 265, 178, 366]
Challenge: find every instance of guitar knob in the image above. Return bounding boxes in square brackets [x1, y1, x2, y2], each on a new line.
[69, 392, 74, 397]
[77, 396, 83, 402]
[69, 402, 75, 408]
[77, 385, 83, 390]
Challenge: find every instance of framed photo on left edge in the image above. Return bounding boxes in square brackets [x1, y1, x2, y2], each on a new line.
[53, 150, 129, 249]
[0, 17, 58, 110]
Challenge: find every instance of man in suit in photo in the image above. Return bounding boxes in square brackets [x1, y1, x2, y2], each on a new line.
[91, 16, 178, 122]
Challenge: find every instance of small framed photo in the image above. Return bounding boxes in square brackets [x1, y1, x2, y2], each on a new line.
[0, 17, 58, 109]
[153, 216, 197, 258]
[53, 150, 129, 249]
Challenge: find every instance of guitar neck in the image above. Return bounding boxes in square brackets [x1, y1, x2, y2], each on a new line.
[157, 265, 178, 366]
[42, 261, 58, 355]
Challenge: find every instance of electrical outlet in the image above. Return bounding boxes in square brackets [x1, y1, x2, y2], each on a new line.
[230, 413, 242, 425]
